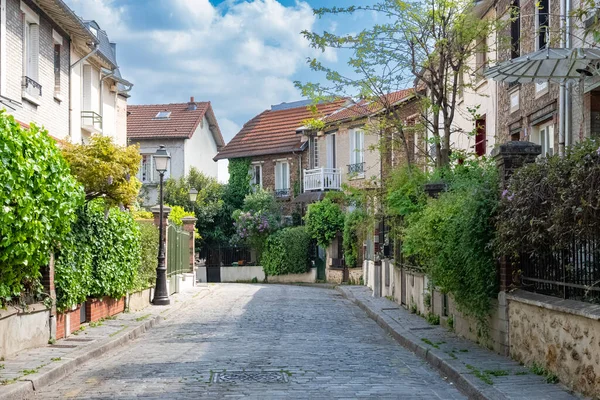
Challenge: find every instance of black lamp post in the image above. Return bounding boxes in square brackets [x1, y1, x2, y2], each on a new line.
[152, 145, 171, 306]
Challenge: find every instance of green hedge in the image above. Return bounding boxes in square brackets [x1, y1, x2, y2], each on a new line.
[54, 200, 141, 311]
[0, 112, 83, 306]
[305, 198, 344, 247]
[343, 209, 367, 267]
[135, 221, 158, 291]
[262, 226, 311, 276]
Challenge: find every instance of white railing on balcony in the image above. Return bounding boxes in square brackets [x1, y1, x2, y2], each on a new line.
[303, 167, 342, 192]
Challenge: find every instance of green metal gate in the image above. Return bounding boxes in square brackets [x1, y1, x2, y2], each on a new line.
[167, 223, 191, 294]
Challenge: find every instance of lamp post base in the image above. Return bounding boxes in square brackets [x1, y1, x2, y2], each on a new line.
[152, 296, 170, 306]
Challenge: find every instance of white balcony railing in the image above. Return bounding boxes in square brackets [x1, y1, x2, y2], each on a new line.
[303, 167, 342, 192]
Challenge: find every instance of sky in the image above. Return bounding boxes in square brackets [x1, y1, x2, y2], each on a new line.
[64, 0, 379, 145]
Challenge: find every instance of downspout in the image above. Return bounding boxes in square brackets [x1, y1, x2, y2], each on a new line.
[558, 0, 567, 156]
[565, 0, 571, 148]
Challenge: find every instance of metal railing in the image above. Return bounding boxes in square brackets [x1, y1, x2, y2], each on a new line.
[81, 111, 103, 131]
[303, 167, 341, 192]
[22, 76, 42, 97]
[167, 223, 191, 294]
[518, 236, 600, 303]
[347, 162, 365, 174]
[274, 188, 291, 198]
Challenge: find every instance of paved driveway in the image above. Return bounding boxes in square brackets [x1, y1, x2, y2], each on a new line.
[34, 284, 465, 399]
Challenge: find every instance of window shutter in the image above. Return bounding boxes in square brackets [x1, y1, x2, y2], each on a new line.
[284, 163, 289, 189]
[359, 131, 364, 163]
[350, 129, 355, 165]
[83, 65, 92, 111]
[275, 163, 281, 190]
[28, 24, 39, 81]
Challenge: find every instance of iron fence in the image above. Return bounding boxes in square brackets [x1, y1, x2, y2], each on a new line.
[518, 236, 600, 303]
[201, 245, 253, 267]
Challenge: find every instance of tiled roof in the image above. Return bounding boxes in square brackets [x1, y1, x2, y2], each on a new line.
[214, 100, 346, 160]
[127, 101, 225, 147]
[324, 89, 414, 124]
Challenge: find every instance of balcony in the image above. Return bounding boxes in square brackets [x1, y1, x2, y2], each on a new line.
[81, 111, 102, 133]
[303, 167, 341, 192]
[22, 76, 42, 104]
[347, 162, 365, 174]
[274, 188, 291, 198]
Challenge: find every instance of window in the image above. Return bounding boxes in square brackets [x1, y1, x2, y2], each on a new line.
[349, 129, 365, 174]
[139, 155, 153, 183]
[325, 133, 336, 168]
[511, 0, 521, 59]
[275, 161, 290, 197]
[309, 136, 319, 169]
[21, 2, 40, 100]
[249, 164, 262, 189]
[532, 121, 554, 156]
[510, 90, 520, 113]
[475, 36, 487, 81]
[52, 30, 63, 97]
[475, 117, 486, 156]
[536, 0, 549, 50]
[154, 111, 171, 120]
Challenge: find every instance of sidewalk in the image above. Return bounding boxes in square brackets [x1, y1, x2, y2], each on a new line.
[337, 285, 582, 400]
[0, 285, 211, 400]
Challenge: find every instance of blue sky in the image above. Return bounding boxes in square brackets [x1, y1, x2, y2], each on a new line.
[64, 0, 378, 143]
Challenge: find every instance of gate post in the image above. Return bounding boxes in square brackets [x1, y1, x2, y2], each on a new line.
[491, 141, 541, 291]
[181, 216, 197, 274]
[151, 205, 172, 272]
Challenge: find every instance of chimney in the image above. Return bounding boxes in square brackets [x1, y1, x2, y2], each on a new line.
[188, 96, 197, 111]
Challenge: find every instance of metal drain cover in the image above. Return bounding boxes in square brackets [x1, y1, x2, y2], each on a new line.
[212, 371, 289, 384]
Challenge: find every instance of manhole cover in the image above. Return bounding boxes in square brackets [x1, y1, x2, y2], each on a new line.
[212, 371, 289, 384]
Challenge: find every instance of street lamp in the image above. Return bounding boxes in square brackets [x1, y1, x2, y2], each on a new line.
[152, 145, 170, 306]
[189, 188, 198, 203]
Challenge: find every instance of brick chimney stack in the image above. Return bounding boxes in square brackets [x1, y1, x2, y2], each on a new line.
[188, 96, 197, 111]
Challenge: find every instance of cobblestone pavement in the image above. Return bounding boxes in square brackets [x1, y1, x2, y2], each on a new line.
[33, 284, 465, 399]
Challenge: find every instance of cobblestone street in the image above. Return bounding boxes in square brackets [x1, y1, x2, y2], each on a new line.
[33, 284, 464, 399]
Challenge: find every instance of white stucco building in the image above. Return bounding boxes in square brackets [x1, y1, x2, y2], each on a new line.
[127, 97, 225, 206]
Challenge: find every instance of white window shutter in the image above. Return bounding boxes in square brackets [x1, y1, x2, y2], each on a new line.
[359, 131, 364, 163]
[83, 65, 91, 111]
[28, 24, 39, 81]
[284, 163, 289, 189]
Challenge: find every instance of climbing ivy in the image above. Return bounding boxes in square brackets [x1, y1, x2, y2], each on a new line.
[305, 198, 344, 247]
[0, 112, 83, 306]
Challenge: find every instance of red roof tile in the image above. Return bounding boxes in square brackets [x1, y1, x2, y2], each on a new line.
[214, 100, 346, 160]
[324, 89, 414, 124]
[127, 100, 224, 147]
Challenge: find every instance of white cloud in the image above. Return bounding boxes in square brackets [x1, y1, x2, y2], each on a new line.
[64, 0, 337, 143]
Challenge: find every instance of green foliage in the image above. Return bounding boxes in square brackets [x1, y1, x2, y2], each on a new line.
[225, 158, 252, 212]
[131, 207, 153, 219]
[135, 221, 158, 291]
[262, 227, 312, 276]
[167, 205, 195, 226]
[163, 167, 225, 244]
[530, 362, 559, 384]
[62, 135, 141, 207]
[402, 161, 499, 325]
[232, 190, 282, 259]
[497, 139, 600, 257]
[0, 112, 83, 306]
[426, 313, 440, 325]
[386, 166, 428, 218]
[343, 209, 366, 267]
[305, 198, 344, 247]
[54, 200, 141, 310]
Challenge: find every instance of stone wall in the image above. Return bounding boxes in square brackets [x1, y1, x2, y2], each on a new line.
[0, 304, 49, 359]
[326, 267, 363, 284]
[220, 266, 265, 283]
[127, 288, 154, 312]
[267, 268, 317, 284]
[507, 290, 600, 398]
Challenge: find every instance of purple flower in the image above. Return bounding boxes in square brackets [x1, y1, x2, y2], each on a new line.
[502, 189, 509, 198]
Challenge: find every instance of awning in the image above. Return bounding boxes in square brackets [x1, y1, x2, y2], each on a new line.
[485, 48, 600, 84]
[292, 191, 326, 204]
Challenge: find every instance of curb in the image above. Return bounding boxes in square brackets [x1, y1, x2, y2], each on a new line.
[336, 287, 507, 400]
[1, 289, 210, 400]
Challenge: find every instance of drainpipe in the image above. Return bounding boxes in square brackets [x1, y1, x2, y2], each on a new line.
[565, 0, 571, 148]
[558, 0, 567, 156]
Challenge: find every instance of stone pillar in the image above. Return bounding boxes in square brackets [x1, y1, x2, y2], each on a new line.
[42, 253, 57, 341]
[181, 216, 197, 273]
[492, 141, 541, 291]
[151, 205, 171, 270]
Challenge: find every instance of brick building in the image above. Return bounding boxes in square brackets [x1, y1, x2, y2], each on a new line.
[214, 99, 345, 214]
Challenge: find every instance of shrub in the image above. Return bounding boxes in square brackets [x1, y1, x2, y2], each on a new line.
[343, 209, 367, 267]
[135, 221, 158, 291]
[0, 112, 83, 306]
[305, 198, 344, 247]
[62, 135, 141, 207]
[262, 226, 312, 276]
[402, 161, 499, 325]
[386, 165, 428, 218]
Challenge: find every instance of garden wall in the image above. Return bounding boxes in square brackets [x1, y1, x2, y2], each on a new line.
[326, 267, 363, 284]
[56, 306, 81, 340]
[267, 267, 317, 284]
[507, 290, 600, 398]
[0, 304, 49, 359]
[127, 288, 154, 312]
[85, 296, 125, 323]
[221, 266, 265, 282]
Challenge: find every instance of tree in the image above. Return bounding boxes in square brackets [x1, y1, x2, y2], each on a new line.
[299, 0, 499, 167]
[305, 198, 345, 247]
[163, 167, 225, 244]
[62, 135, 141, 207]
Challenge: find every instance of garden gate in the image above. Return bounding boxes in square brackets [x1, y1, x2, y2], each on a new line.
[167, 223, 191, 294]
[201, 245, 253, 283]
